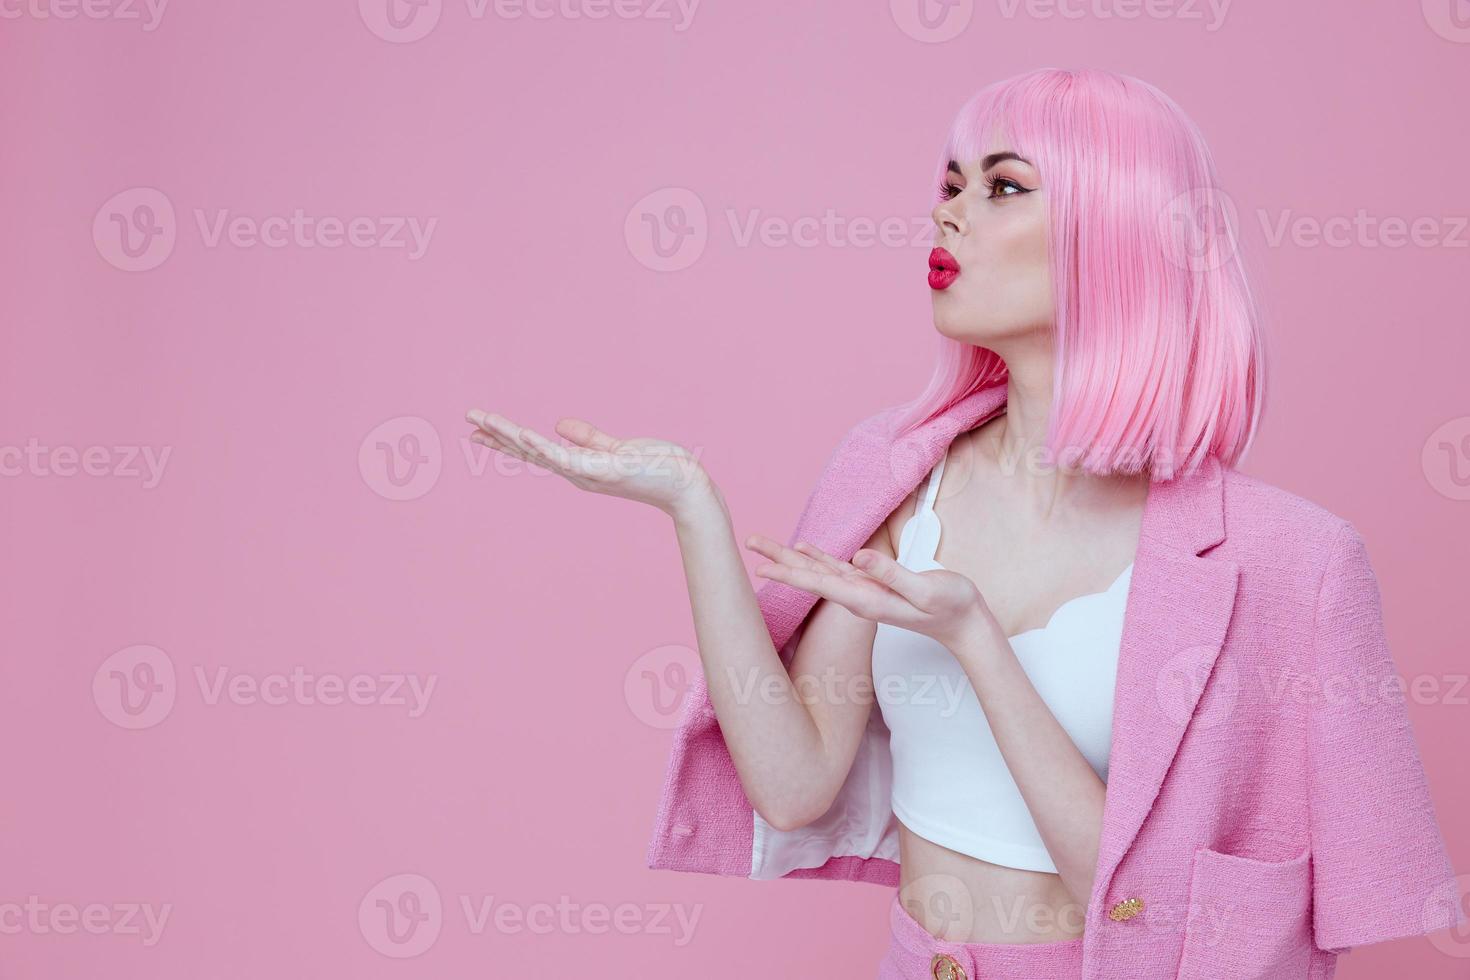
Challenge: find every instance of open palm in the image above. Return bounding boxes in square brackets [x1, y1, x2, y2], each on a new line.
[466, 409, 707, 515]
[743, 534, 994, 651]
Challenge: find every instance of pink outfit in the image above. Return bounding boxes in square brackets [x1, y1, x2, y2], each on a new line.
[646, 383, 1464, 979]
[880, 892, 1084, 980]
[876, 441, 1130, 874]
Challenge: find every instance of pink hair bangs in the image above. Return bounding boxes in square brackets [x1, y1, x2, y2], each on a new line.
[890, 68, 1267, 481]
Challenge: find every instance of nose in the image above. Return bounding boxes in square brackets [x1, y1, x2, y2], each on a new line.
[931, 196, 966, 243]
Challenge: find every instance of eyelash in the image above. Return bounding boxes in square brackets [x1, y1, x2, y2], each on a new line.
[939, 175, 1027, 201]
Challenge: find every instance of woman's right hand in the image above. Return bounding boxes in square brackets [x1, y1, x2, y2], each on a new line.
[465, 409, 713, 519]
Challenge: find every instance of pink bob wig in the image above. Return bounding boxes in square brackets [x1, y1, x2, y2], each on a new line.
[888, 68, 1267, 481]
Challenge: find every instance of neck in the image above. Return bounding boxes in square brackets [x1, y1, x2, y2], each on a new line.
[968, 341, 1146, 516]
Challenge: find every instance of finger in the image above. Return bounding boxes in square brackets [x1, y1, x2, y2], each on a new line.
[849, 548, 934, 606]
[793, 541, 862, 575]
[745, 536, 841, 577]
[469, 428, 536, 465]
[744, 533, 785, 557]
[466, 416, 526, 453]
[515, 425, 573, 463]
[471, 427, 612, 485]
[753, 561, 899, 621]
[516, 426, 625, 482]
[467, 413, 574, 474]
[466, 409, 508, 435]
[470, 412, 552, 460]
[554, 417, 621, 452]
[468, 411, 543, 457]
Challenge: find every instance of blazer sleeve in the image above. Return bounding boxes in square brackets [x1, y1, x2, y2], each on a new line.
[1306, 521, 1464, 953]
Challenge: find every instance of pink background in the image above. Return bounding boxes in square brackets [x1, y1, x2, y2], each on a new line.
[2, 0, 1467, 976]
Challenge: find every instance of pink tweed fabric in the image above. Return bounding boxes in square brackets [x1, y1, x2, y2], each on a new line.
[645, 384, 1463, 978]
[879, 891, 1085, 979]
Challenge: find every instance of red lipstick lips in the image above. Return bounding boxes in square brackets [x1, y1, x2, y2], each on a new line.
[928, 247, 960, 290]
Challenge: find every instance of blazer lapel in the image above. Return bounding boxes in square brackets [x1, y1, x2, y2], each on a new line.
[759, 385, 1008, 656]
[1090, 452, 1239, 910]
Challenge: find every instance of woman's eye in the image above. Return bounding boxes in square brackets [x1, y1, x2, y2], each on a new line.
[987, 176, 1027, 197]
[939, 181, 964, 200]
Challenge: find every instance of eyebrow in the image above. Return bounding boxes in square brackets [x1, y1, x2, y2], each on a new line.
[947, 152, 1034, 174]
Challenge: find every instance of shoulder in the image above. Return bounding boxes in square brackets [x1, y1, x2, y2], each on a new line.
[1215, 464, 1364, 586]
[832, 404, 906, 456]
[803, 403, 914, 494]
[1219, 466, 1348, 536]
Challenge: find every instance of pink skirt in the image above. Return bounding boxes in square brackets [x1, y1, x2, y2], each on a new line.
[877, 890, 1085, 979]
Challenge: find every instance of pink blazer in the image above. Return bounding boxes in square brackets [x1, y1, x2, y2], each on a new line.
[646, 383, 1463, 978]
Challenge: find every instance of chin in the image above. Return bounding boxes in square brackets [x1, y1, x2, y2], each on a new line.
[931, 317, 965, 341]
[932, 311, 998, 344]
[932, 303, 1047, 346]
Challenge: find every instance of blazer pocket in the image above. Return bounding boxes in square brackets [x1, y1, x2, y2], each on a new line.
[1175, 843, 1313, 980]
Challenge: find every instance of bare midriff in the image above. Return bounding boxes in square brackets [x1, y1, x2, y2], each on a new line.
[896, 817, 1088, 944]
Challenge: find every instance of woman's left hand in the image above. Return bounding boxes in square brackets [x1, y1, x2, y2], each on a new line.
[744, 535, 1000, 653]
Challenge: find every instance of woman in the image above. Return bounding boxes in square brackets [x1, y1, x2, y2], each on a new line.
[465, 69, 1461, 979]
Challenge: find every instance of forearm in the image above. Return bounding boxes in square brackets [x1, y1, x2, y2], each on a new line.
[669, 484, 834, 827]
[950, 626, 1106, 907]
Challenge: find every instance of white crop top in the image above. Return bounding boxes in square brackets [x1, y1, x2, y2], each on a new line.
[871, 445, 1133, 873]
